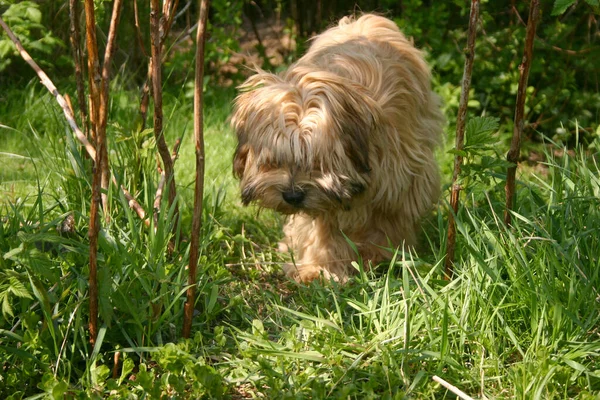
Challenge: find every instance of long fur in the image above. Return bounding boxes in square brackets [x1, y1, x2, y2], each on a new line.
[231, 14, 444, 282]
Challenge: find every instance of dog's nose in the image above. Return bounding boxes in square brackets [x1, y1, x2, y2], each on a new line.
[282, 190, 305, 207]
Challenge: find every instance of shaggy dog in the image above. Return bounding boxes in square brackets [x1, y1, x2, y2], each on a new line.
[231, 14, 444, 283]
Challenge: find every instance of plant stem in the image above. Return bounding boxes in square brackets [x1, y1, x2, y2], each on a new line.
[0, 16, 95, 160]
[445, 0, 480, 280]
[183, 0, 210, 339]
[82, 0, 102, 346]
[98, 0, 124, 222]
[68, 0, 89, 142]
[505, 0, 540, 226]
[150, 0, 179, 234]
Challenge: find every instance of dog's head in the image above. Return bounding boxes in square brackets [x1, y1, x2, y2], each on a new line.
[231, 68, 381, 215]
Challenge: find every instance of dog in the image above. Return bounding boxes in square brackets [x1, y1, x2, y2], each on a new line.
[231, 14, 444, 283]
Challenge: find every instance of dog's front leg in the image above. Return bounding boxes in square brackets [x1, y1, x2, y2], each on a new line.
[281, 215, 354, 283]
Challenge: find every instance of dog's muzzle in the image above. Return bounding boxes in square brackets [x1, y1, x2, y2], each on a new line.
[282, 189, 305, 207]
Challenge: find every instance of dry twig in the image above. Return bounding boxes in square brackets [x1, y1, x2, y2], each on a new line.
[512, 5, 590, 56]
[433, 376, 475, 400]
[445, 0, 480, 279]
[68, 0, 88, 141]
[183, 0, 210, 339]
[0, 15, 147, 229]
[83, 0, 101, 144]
[138, 0, 182, 133]
[3, 4, 143, 346]
[154, 138, 182, 227]
[133, 0, 148, 57]
[82, 0, 103, 346]
[150, 0, 180, 233]
[163, 0, 181, 36]
[0, 17, 96, 160]
[98, 0, 124, 221]
[505, 0, 540, 226]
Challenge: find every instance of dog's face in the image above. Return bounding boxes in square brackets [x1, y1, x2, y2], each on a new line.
[231, 69, 380, 215]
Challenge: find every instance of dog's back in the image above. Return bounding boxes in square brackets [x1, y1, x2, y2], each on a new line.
[298, 14, 434, 113]
[312, 14, 411, 52]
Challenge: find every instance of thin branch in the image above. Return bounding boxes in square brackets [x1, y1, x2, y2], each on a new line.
[83, 0, 101, 145]
[433, 376, 475, 400]
[153, 138, 182, 227]
[138, 0, 182, 132]
[0, 17, 96, 161]
[0, 14, 148, 232]
[174, 0, 193, 22]
[68, 0, 88, 141]
[512, 5, 591, 56]
[173, 22, 200, 48]
[150, 0, 180, 234]
[98, 0, 124, 221]
[83, 0, 102, 347]
[119, 180, 149, 226]
[445, 0, 480, 280]
[138, 61, 153, 132]
[163, 0, 181, 39]
[505, 0, 540, 226]
[133, 0, 148, 57]
[183, 0, 210, 339]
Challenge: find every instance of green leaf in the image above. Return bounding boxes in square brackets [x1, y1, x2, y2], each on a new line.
[8, 276, 32, 299]
[51, 380, 69, 400]
[1, 293, 13, 318]
[206, 284, 219, 314]
[465, 116, 499, 149]
[552, 0, 577, 15]
[118, 358, 135, 385]
[24, 5, 42, 23]
[3, 244, 23, 260]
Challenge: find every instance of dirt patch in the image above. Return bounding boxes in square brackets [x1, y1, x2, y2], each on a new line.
[218, 16, 297, 86]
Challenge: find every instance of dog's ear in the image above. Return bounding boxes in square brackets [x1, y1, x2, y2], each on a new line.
[312, 74, 378, 175]
[341, 111, 371, 174]
[233, 143, 249, 178]
[339, 95, 377, 174]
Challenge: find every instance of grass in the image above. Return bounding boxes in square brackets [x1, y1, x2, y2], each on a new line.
[0, 76, 599, 399]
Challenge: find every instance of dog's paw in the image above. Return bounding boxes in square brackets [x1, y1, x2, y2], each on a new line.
[277, 241, 289, 253]
[283, 263, 345, 284]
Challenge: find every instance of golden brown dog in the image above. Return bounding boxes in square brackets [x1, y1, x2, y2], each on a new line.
[231, 14, 444, 282]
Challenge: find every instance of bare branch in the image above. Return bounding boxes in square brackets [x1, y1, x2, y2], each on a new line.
[98, 0, 124, 221]
[445, 0, 480, 280]
[512, 5, 590, 56]
[138, 61, 153, 132]
[150, 0, 180, 234]
[163, 0, 181, 39]
[138, 0, 183, 131]
[0, 17, 96, 161]
[0, 13, 149, 231]
[153, 138, 182, 227]
[83, 0, 101, 145]
[183, 0, 210, 339]
[433, 376, 475, 400]
[68, 0, 89, 141]
[0, 13, 150, 244]
[82, 0, 102, 346]
[118, 179, 149, 226]
[505, 0, 540, 226]
[133, 0, 148, 57]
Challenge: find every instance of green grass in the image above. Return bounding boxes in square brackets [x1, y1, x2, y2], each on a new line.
[0, 79, 599, 399]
